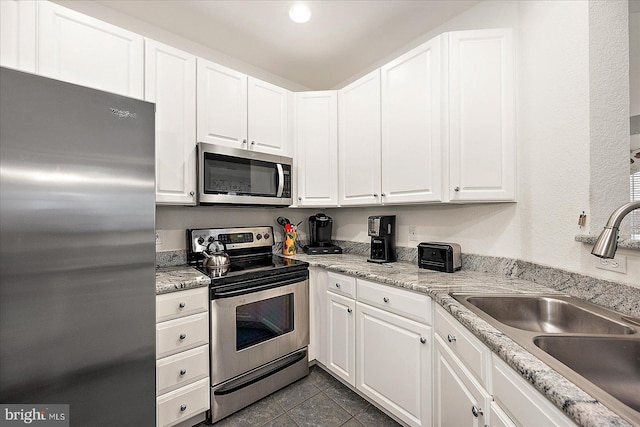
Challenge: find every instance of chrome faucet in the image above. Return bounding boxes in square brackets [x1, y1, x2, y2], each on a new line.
[591, 201, 640, 258]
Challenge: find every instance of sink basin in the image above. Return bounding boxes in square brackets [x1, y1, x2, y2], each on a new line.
[456, 294, 636, 334]
[534, 336, 640, 412]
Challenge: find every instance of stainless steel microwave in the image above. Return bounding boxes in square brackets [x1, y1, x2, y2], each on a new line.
[197, 142, 293, 206]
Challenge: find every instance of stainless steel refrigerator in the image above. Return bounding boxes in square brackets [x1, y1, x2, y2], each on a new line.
[0, 67, 156, 425]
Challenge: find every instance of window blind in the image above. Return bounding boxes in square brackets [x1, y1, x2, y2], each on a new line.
[632, 172, 640, 239]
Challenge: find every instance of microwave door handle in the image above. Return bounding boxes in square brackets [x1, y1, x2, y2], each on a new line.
[276, 164, 284, 197]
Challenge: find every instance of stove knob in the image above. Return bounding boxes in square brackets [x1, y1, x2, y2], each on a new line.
[264, 233, 270, 240]
[207, 236, 214, 243]
[256, 234, 262, 240]
[197, 237, 204, 245]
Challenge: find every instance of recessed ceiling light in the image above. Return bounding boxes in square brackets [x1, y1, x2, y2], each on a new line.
[289, 3, 311, 24]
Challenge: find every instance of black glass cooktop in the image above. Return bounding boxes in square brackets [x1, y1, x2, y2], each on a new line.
[195, 254, 309, 287]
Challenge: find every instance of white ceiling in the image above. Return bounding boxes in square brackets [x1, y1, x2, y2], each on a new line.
[94, 0, 479, 89]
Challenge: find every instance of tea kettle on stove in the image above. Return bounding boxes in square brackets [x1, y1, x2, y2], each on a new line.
[202, 240, 230, 275]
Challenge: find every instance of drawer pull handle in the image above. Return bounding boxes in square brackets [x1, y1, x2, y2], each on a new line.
[179, 369, 187, 376]
[335, 283, 341, 288]
[179, 333, 187, 340]
[383, 297, 389, 303]
[447, 334, 456, 343]
[180, 404, 187, 412]
[420, 337, 426, 344]
[347, 308, 353, 313]
[471, 405, 483, 417]
[178, 302, 186, 309]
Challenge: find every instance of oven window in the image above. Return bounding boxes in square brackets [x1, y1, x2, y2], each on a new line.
[236, 293, 294, 351]
[204, 153, 278, 197]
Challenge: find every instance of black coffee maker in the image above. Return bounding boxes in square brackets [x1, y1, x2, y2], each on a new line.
[303, 213, 342, 255]
[367, 215, 396, 263]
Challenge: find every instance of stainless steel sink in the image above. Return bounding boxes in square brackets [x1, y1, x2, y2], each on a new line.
[450, 293, 640, 426]
[461, 295, 635, 334]
[534, 336, 640, 412]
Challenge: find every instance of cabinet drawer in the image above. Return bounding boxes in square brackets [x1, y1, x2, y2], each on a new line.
[156, 312, 209, 359]
[157, 345, 209, 395]
[357, 279, 431, 324]
[492, 356, 576, 426]
[327, 272, 356, 298]
[157, 378, 209, 427]
[156, 287, 208, 323]
[435, 305, 489, 385]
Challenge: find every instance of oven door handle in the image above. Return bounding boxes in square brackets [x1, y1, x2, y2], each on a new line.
[276, 164, 284, 197]
[212, 274, 306, 299]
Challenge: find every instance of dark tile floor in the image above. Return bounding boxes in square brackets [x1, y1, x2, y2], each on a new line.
[200, 365, 402, 427]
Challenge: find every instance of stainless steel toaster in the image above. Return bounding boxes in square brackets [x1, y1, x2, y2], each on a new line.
[417, 242, 462, 273]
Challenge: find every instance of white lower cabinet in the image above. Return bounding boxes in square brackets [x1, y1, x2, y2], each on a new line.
[356, 302, 431, 427]
[326, 290, 356, 386]
[156, 287, 209, 427]
[434, 335, 491, 427]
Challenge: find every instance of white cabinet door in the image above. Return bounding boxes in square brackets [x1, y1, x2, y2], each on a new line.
[248, 77, 290, 156]
[295, 91, 339, 206]
[0, 0, 36, 72]
[381, 36, 442, 204]
[434, 335, 491, 427]
[356, 302, 431, 427]
[339, 70, 382, 206]
[447, 29, 515, 202]
[326, 291, 356, 386]
[145, 40, 197, 205]
[197, 59, 248, 149]
[38, 1, 143, 98]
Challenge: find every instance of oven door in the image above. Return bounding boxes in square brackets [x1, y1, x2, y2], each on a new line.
[210, 273, 309, 385]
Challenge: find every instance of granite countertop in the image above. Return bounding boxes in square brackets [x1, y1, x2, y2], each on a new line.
[155, 253, 636, 427]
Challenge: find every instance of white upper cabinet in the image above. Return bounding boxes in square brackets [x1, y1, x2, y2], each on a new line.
[447, 29, 515, 202]
[197, 59, 291, 156]
[381, 37, 443, 204]
[295, 91, 339, 207]
[145, 40, 197, 205]
[248, 77, 290, 156]
[339, 70, 382, 206]
[0, 0, 36, 72]
[37, 1, 144, 98]
[197, 59, 248, 149]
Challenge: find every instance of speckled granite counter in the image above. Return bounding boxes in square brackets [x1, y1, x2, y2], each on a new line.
[284, 252, 638, 427]
[155, 252, 638, 426]
[156, 266, 209, 295]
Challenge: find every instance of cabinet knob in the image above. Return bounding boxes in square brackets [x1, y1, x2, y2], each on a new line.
[335, 283, 341, 288]
[178, 302, 186, 309]
[420, 337, 427, 344]
[189, 191, 195, 196]
[298, 197, 302, 201]
[179, 333, 187, 340]
[180, 404, 187, 412]
[383, 297, 389, 303]
[454, 187, 460, 192]
[179, 369, 187, 376]
[347, 308, 353, 313]
[373, 193, 378, 197]
[471, 406, 483, 417]
[242, 139, 247, 145]
[447, 334, 457, 343]
[251, 141, 256, 145]
[381, 193, 386, 197]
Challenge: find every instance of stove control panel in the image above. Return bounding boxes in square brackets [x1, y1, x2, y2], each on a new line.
[188, 226, 274, 254]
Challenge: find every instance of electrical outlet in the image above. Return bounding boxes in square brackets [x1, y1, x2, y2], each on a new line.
[409, 226, 418, 242]
[155, 230, 162, 246]
[595, 254, 627, 274]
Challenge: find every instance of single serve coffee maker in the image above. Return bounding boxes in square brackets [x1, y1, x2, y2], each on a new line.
[303, 213, 343, 255]
[367, 215, 396, 263]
